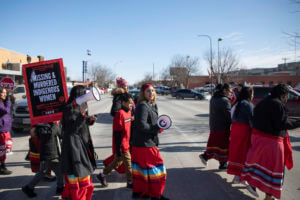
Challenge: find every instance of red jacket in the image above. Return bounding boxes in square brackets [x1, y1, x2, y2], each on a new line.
[113, 107, 131, 154]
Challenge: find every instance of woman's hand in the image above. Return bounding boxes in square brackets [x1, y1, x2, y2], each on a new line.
[90, 115, 97, 121]
[80, 102, 88, 114]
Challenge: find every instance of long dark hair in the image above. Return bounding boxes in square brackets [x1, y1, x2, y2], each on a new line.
[67, 85, 86, 104]
[270, 83, 289, 98]
[233, 86, 253, 119]
[214, 83, 230, 95]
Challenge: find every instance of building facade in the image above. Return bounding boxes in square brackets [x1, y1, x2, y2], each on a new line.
[0, 47, 40, 84]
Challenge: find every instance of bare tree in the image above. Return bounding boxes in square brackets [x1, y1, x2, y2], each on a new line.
[136, 73, 154, 86]
[88, 65, 116, 88]
[204, 48, 240, 83]
[168, 54, 200, 88]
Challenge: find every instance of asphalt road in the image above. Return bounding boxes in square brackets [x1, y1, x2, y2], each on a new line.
[1, 95, 300, 200]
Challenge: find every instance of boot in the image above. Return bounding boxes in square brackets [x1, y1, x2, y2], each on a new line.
[97, 173, 108, 187]
[0, 163, 12, 175]
[22, 185, 37, 198]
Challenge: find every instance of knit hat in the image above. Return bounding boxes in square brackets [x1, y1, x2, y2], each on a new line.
[116, 77, 128, 88]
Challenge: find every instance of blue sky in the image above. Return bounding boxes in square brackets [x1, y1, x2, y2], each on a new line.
[1, 0, 299, 84]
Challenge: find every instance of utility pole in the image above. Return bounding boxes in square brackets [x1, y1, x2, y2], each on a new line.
[153, 63, 155, 81]
[83, 49, 91, 82]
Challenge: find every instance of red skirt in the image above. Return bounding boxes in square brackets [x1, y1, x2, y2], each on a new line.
[227, 122, 251, 176]
[0, 132, 12, 162]
[240, 129, 292, 199]
[131, 146, 166, 198]
[62, 175, 94, 200]
[29, 137, 40, 173]
[205, 130, 230, 162]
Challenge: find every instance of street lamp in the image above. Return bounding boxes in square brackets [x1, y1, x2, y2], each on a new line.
[218, 38, 222, 84]
[198, 34, 213, 93]
[83, 49, 91, 82]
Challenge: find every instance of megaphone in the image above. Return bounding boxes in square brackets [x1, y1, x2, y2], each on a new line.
[157, 115, 172, 130]
[75, 87, 101, 105]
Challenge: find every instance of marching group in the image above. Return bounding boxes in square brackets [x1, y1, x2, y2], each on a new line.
[0, 78, 300, 200]
[200, 83, 300, 200]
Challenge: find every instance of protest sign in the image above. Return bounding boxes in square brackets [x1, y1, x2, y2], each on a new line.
[22, 58, 68, 125]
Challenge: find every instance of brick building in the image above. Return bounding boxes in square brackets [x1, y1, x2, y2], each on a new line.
[188, 75, 300, 89]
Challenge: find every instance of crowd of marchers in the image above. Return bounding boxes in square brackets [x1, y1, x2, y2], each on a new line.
[1, 78, 300, 200]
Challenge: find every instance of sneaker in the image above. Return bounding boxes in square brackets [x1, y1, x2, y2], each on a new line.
[246, 185, 259, 197]
[219, 162, 228, 170]
[232, 175, 240, 184]
[25, 153, 30, 161]
[0, 164, 12, 175]
[6, 151, 13, 155]
[97, 173, 108, 187]
[56, 187, 64, 194]
[126, 182, 133, 189]
[199, 154, 207, 166]
[22, 186, 37, 198]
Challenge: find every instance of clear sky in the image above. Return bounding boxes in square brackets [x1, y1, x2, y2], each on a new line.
[1, 0, 299, 84]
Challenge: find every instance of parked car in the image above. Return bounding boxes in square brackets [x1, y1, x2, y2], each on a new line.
[154, 86, 171, 95]
[196, 84, 215, 93]
[172, 89, 204, 100]
[253, 87, 300, 117]
[129, 89, 140, 104]
[12, 99, 31, 133]
[294, 83, 300, 92]
[13, 84, 26, 101]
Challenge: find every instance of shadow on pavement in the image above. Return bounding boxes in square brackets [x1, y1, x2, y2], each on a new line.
[195, 114, 209, 118]
[5, 161, 31, 169]
[159, 145, 205, 153]
[164, 167, 255, 200]
[96, 113, 113, 124]
[292, 145, 300, 152]
[290, 135, 300, 143]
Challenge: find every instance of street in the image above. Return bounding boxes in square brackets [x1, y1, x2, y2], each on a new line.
[1, 95, 300, 200]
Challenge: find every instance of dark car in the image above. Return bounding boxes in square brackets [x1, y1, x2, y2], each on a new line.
[253, 87, 300, 117]
[172, 89, 204, 100]
[129, 89, 140, 104]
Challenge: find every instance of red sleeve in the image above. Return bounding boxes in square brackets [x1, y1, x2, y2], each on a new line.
[113, 110, 124, 131]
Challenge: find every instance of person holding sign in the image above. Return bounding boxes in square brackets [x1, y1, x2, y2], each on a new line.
[0, 87, 13, 175]
[131, 83, 169, 200]
[60, 85, 97, 200]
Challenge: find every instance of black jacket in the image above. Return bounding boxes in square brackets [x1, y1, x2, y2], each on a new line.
[36, 123, 61, 161]
[132, 101, 160, 147]
[209, 91, 232, 131]
[61, 103, 97, 177]
[253, 96, 300, 137]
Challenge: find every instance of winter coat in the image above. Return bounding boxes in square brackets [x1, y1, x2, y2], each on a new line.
[61, 103, 97, 177]
[253, 96, 300, 137]
[113, 106, 131, 156]
[132, 101, 160, 147]
[110, 88, 126, 117]
[231, 100, 254, 126]
[209, 91, 232, 131]
[36, 123, 62, 161]
[0, 100, 12, 133]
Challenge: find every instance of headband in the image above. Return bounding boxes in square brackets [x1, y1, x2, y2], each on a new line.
[143, 84, 153, 91]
